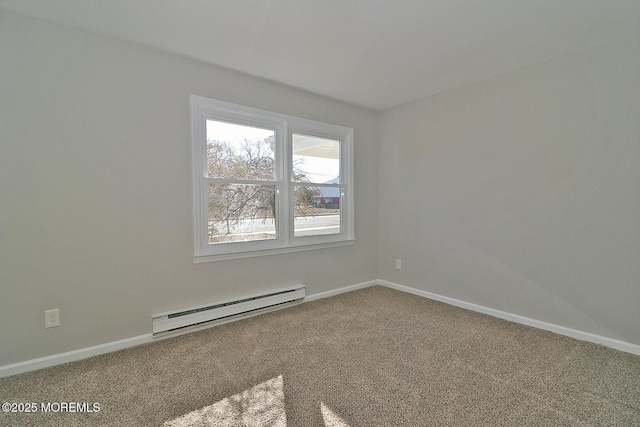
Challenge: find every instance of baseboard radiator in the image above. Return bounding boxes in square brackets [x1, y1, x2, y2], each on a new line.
[152, 284, 306, 334]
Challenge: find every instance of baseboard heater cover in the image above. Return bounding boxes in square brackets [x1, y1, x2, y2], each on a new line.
[152, 284, 306, 334]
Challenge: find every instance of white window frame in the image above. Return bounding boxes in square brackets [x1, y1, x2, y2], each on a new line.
[191, 95, 355, 263]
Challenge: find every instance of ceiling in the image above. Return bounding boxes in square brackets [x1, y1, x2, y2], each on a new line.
[1, 0, 639, 110]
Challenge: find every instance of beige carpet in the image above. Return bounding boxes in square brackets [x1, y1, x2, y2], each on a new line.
[1, 286, 639, 426]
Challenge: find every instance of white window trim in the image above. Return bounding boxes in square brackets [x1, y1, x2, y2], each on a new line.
[191, 95, 355, 263]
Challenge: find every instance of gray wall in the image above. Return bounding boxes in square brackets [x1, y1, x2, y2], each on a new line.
[0, 11, 380, 365]
[379, 35, 640, 345]
[2, 9, 639, 368]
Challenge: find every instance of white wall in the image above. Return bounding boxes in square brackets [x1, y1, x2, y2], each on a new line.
[379, 35, 640, 345]
[2, 8, 638, 369]
[0, 11, 379, 365]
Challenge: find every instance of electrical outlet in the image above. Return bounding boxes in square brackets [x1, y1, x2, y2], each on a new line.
[45, 309, 60, 328]
[395, 259, 402, 270]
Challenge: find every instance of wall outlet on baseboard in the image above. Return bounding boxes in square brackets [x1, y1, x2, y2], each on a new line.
[395, 259, 402, 270]
[45, 309, 60, 328]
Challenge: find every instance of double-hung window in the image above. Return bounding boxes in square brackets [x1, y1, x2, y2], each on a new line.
[191, 95, 354, 262]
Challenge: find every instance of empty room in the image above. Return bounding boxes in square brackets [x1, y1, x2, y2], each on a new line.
[1, 1, 639, 425]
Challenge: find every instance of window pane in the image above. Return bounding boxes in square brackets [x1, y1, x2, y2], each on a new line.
[292, 134, 340, 184]
[208, 183, 277, 243]
[207, 120, 276, 180]
[294, 186, 341, 237]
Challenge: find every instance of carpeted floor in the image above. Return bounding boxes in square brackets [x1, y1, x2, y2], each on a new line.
[1, 286, 639, 426]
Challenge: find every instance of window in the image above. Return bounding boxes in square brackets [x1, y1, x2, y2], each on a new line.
[191, 95, 354, 262]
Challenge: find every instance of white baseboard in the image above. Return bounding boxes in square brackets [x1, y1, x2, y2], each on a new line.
[0, 280, 379, 378]
[378, 280, 640, 356]
[3, 279, 636, 378]
[304, 280, 378, 302]
[0, 334, 153, 378]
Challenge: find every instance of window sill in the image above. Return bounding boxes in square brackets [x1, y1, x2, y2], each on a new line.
[193, 239, 355, 263]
